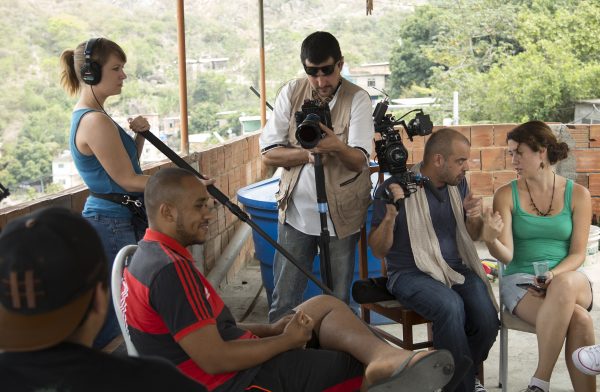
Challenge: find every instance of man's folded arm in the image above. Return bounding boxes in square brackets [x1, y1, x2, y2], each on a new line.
[178, 324, 295, 374]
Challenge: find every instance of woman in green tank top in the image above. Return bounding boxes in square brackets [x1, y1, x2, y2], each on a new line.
[482, 121, 595, 392]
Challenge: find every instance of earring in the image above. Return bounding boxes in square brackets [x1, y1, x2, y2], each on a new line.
[540, 162, 545, 169]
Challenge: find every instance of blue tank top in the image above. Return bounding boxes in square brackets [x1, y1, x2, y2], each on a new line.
[505, 179, 573, 276]
[69, 108, 143, 217]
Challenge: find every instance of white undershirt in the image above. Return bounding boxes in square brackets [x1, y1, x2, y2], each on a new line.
[259, 79, 374, 236]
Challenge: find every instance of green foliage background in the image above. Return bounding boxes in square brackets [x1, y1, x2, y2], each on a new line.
[0, 0, 407, 196]
[388, 0, 600, 124]
[1, 0, 599, 199]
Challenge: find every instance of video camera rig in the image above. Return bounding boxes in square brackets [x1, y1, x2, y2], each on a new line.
[372, 97, 441, 204]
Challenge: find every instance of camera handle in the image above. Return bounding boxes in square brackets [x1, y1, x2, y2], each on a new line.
[139, 130, 333, 295]
[313, 153, 333, 290]
[0, 182, 9, 202]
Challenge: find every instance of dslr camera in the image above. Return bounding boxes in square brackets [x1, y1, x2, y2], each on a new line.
[294, 99, 332, 149]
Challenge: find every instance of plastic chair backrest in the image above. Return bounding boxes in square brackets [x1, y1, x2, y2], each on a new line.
[111, 244, 139, 356]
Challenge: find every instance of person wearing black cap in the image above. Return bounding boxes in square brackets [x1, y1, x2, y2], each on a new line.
[0, 207, 206, 391]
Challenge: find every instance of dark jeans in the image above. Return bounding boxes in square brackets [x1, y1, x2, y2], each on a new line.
[389, 265, 499, 392]
[268, 223, 359, 323]
[85, 214, 145, 349]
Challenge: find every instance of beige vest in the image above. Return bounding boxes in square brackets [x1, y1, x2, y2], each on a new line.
[276, 78, 372, 239]
[403, 163, 499, 311]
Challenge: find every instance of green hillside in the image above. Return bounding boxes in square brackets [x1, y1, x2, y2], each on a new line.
[0, 0, 412, 197]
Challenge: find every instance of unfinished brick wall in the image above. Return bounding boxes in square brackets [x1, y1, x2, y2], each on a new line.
[0, 131, 269, 282]
[195, 132, 269, 278]
[405, 124, 600, 216]
[2, 125, 598, 280]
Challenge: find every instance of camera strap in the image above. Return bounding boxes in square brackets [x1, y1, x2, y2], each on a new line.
[90, 192, 143, 208]
[90, 192, 148, 234]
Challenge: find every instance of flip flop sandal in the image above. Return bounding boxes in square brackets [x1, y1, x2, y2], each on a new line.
[368, 349, 455, 392]
[441, 354, 472, 392]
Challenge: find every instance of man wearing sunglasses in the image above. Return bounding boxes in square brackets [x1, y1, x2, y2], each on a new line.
[259, 31, 374, 323]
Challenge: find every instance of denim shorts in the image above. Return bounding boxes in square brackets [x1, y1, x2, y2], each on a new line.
[501, 270, 594, 314]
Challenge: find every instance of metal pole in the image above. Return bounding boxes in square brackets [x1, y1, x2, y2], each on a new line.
[453, 91, 459, 126]
[206, 225, 252, 287]
[177, 0, 189, 155]
[258, 0, 267, 127]
[313, 153, 333, 290]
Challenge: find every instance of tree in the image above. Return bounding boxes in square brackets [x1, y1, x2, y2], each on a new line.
[189, 102, 219, 134]
[388, 6, 441, 96]
[388, 0, 600, 123]
[463, 44, 600, 123]
[516, 0, 600, 63]
[456, 0, 600, 122]
[45, 15, 87, 54]
[388, 1, 522, 97]
[2, 137, 58, 187]
[190, 72, 229, 105]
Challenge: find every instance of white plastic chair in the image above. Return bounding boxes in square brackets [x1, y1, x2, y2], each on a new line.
[111, 244, 139, 356]
[498, 262, 536, 391]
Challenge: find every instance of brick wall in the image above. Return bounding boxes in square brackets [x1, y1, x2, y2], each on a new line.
[0, 131, 269, 281]
[195, 132, 269, 279]
[2, 124, 599, 279]
[405, 124, 600, 215]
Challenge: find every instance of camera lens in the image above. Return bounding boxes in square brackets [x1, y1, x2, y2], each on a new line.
[296, 113, 323, 149]
[386, 143, 408, 165]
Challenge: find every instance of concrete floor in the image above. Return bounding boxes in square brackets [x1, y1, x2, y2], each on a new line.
[219, 242, 600, 392]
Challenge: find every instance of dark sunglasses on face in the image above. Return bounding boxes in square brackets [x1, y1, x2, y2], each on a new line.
[304, 62, 338, 77]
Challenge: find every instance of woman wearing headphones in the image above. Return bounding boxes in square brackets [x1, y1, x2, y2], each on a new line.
[60, 38, 149, 349]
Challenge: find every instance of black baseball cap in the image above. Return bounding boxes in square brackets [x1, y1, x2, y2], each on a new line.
[0, 207, 107, 351]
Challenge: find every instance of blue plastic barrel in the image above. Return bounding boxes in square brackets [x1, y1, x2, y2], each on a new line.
[237, 174, 383, 307]
[236, 177, 281, 304]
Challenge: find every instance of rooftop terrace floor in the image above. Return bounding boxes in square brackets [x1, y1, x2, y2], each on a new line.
[220, 242, 600, 392]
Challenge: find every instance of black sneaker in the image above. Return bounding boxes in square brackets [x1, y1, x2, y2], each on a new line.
[521, 386, 545, 392]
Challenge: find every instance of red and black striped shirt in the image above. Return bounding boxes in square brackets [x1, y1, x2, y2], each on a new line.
[123, 229, 259, 391]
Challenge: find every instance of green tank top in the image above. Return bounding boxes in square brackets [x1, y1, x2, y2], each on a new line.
[505, 179, 573, 276]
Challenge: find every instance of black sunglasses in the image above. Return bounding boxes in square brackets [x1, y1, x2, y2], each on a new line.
[303, 62, 338, 77]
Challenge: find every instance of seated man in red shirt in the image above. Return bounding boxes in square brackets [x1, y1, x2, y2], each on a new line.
[122, 167, 455, 392]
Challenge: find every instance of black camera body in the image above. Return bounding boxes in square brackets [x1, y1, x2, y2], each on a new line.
[294, 99, 332, 149]
[374, 125, 409, 175]
[373, 99, 433, 175]
[373, 99, 437, 201]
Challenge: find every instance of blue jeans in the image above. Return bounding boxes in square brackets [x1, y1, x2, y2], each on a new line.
[85, 214, 145, 349]
[268, 223, 359, 322]
[389, 266, 499, 392]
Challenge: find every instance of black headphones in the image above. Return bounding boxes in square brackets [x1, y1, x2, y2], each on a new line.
[80, 38, 102, 86]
